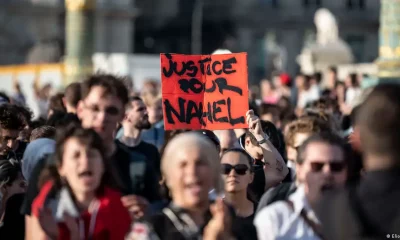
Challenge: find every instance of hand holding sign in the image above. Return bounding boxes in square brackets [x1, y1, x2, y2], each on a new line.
[246, 110, 263, 137]
[161, 53, 249, 130]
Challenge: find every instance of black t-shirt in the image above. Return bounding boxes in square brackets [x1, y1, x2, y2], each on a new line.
[111, 141, 161, 202]
[146, 204, 257, 240]
[21, 143, 160, 216]
[116, 140, 161, 177]
[0, 193, 25, 240]
[14, 141, 28, 161]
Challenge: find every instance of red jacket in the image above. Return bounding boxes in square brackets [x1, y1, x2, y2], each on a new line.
[32, 181, 131, 240]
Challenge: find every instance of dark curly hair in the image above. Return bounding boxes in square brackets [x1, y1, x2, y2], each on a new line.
[0, 104, 26, 131]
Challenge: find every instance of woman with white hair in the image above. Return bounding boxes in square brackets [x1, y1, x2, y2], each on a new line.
[126, 132, 255, 240]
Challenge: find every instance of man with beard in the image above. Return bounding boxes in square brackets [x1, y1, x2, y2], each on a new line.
[254, 132, 348, 240]
[0, 104, 27, 160]
[118, 96, 161, 177]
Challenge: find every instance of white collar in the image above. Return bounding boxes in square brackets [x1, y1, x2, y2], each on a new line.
[289, 185, 321, 224]
[289, 185, 313, 214]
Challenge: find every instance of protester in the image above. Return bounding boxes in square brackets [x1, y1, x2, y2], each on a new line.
[296, 74, 320, 112]
[15, 104, 33, 143]
[140, 79, 159, 107]
[324, 66, 338, 96]
[239, 110, 289, 192]
[214, 129, 238, 156]
[126, 132, 256, 240]
[117, 96, 161, 176]
[318, 83, 400, 239]
[344, 73, 361, 107]
[0, 159, 26, 239]
[22, 138, 55, 181]
[260, 80, 279, 104]
[256, 117, 332, 212]
[255, 132, 348, 240]
[33, 77, 51, 120]
[141, 97, 165, 150]
[221, 148, 257, 224]
[29, 126, 56, 142]
[47, 93, 67, 118]
[259, 103, 281, 128]
[29, 126, 131, 240]
[0, 104, 27, 160]
[63, 82, 81, 114]
[22, 74, 160, 236]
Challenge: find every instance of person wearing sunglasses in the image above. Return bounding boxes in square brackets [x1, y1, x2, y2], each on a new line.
[221, 148, 258, 225]
[255, 132, 348, 240]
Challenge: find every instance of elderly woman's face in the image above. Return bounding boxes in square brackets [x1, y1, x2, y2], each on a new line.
[165, 144, 214, 209]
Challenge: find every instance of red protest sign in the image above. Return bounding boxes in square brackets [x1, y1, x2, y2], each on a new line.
[161, 53, 249, 130]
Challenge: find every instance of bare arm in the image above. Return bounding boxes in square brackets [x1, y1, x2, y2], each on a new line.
[246, 110, 289, 188]
[27, 215, 48, 240]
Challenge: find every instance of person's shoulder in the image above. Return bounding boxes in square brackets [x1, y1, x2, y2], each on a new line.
[254, 200, 291, 225]
[31, 181, 54, 216]
[139, 141, 158, 151]
[102, 187, 123, 201]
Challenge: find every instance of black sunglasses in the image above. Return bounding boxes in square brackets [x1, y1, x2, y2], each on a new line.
[221, 164, 249, 175]
[310, 162, 346, 173]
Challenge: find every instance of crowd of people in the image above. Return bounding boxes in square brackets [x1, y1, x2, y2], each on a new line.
[0, 63, 398, 240]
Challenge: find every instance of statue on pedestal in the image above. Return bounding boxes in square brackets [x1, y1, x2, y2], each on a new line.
[297, 8, 354, 75]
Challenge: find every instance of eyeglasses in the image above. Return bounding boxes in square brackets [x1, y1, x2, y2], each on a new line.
[310, 162, 346, 173]
[221, 164, 249, 175]
[83, 102, 120, 117]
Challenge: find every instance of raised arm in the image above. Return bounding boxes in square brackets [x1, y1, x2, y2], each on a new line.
[246, 110, 289, 188]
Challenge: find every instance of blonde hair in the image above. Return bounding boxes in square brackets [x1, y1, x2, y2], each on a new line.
[161, 132, 222, 193]
[285, 116, 331, 148]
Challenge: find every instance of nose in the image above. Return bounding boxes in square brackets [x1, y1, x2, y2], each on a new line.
[228, 168, 236, 177]
[322, 163, 333, 175]
[7, 139, 17, 151]
[79, 153, 90, 169]
[96, 110, 107, 124]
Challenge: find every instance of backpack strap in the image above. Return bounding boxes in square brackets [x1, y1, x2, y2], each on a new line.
[285, 200, 325, 240]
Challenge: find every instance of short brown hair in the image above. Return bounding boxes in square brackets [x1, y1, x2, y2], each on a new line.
[297, 132, 347, 165]
[30, 126, 56, 142]
[357, 84, 400, 159]
[81, 74, 129, 106]
[48, 93, 66, 113]
[285, 116, 331, 148]
[65, 82, 81, 108]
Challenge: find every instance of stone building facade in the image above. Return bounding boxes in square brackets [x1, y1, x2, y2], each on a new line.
[0, 0, 379, 83]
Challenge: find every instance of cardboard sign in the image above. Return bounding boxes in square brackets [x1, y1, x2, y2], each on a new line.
[161, 53, 249, 130]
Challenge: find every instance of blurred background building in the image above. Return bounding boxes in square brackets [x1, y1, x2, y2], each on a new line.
[0, 0, 379, 84]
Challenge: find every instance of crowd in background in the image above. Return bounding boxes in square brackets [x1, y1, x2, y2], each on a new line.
[0, 61, 398, 240]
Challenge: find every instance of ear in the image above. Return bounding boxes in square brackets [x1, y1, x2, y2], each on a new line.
[62, 97, 67, 107]
[57, 165, 66, 178]
[249, 172, 254, 184]
[245, 137, 251, 147]
[76, 100, 84, 119]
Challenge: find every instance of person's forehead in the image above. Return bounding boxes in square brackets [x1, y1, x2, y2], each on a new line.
[0, 128, 20, 136]
[132, 100, 146, 109]
[304, 142, 344, 162]
[84, 86, 123, 107]
[221, 151, 245, 163]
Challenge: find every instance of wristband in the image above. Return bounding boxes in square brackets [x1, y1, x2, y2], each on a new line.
[256, 134, 270, 145]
